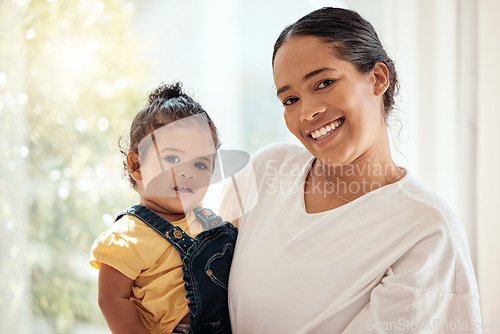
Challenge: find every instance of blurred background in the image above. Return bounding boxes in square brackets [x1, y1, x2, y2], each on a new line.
[1, 0, 499, 332]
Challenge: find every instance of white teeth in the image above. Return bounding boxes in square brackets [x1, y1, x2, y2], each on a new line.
[174, 186, 191, 191]
[309, 118, 344, 140]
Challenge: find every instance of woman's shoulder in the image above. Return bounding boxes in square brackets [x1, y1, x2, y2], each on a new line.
[394, 174, 473, 253]
[397, 175, 458, 226]
[389, 174, 478, 295]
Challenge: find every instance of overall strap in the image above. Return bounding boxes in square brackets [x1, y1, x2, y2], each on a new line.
[115, 205, 195, 255]
[192, 206, 226, 230]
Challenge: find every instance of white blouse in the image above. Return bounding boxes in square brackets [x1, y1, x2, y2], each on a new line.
[221, 142, 482, 334]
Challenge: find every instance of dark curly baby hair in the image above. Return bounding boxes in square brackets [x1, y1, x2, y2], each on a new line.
[119, 82, 221, 190]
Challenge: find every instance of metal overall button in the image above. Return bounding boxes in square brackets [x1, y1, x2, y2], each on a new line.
[173, 230, 183, 239]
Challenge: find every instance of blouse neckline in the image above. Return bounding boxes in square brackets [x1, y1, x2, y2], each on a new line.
[299, 156, 410, 215]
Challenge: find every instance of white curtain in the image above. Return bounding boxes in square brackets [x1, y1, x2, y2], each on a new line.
[0, 2, 31, 332]
[476, 0, 500, 328]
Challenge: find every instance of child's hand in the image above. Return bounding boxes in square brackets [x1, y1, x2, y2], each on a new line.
[98, 263, 150, 334]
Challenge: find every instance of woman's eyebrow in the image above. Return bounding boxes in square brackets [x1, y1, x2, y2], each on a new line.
[276, 84, 291, 96]
[304, 67, 335, 81]
[276, 67, 336, 96]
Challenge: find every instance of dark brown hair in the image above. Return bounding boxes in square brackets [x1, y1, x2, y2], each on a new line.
[119, 82, 220, 190]
[272, 7, 399, 117]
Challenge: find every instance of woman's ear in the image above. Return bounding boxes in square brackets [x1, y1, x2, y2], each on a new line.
[127, 152, 142, 181]
[372, 62, 390, 97]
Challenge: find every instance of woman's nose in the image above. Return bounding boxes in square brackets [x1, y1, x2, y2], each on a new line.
[299, 99, 326, 121]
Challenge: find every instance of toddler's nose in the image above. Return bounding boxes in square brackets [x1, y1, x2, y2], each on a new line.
[174, 164, 195, 179]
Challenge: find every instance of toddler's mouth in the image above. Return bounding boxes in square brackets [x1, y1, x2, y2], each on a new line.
[173, 186, 193, 193]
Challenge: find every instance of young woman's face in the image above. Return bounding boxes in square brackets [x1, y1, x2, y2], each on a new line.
[138, 122, 216, 214]
[273, 35, 388, 166]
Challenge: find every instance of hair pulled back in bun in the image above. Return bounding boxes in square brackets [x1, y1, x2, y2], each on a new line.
[147, 81, 184, 103]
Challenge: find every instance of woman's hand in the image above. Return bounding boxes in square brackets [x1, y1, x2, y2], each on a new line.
[98, 263, 150, 334]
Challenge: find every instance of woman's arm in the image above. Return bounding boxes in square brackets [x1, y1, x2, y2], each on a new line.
[98, 263, 150, 334]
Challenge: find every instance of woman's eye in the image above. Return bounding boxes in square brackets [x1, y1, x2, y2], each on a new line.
[165, 155, 180, 163]
[283, 97, 299, 106]
[316, 79, 334, 90]
[194, 162, 208, 170]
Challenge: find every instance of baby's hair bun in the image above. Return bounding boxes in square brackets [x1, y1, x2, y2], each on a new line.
[147, 81, 184, 104]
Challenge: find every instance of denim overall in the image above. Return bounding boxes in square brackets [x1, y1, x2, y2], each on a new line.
[116, 205, 237, 334]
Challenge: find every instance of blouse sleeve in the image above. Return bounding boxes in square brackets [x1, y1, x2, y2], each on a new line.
[342, 220, 482, 334]
[89, 215, 166, 280]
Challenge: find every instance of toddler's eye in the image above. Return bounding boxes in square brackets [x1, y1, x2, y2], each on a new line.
[283, 97, 299, 106]
[165, 155, 180, 163]
[316, 80, 334, 90]
[194, 162, 208, 170]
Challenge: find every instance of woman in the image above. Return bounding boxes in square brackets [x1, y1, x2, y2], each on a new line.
[224, 7, 482, 334]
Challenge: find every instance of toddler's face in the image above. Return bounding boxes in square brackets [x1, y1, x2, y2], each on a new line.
[138, 120, 216, 214]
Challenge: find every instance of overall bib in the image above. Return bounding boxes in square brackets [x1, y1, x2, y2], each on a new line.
[116, 205, 237, 334]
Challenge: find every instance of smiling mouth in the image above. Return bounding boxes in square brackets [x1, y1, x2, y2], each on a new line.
[173, 186, 193, 193]
[309, 117, 344, 141]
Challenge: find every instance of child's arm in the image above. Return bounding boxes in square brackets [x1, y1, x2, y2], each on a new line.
[98, 263, 150, 334]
